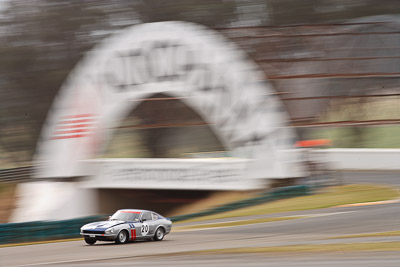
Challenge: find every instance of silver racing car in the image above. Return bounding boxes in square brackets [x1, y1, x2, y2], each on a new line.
[80, 209, 172, 245]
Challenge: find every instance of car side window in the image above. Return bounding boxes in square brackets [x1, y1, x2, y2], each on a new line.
[142, 212, 152, 222]
[152, 213, 159, 220]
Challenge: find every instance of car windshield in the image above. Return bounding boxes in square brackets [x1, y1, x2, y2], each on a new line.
[110, 211, 140, 222]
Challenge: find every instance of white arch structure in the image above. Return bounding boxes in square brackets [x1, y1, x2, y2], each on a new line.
[34, 22, 303, 191]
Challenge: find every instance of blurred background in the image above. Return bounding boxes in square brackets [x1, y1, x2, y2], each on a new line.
[1, 0, 400, 222]
[2, 3, 400, 266]
[1, 0, 399, 170]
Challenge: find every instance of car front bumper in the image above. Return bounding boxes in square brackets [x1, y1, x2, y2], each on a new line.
[80, 232, 117, 241]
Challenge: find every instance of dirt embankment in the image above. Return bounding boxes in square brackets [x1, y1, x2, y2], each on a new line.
[0, 183, 17, 223]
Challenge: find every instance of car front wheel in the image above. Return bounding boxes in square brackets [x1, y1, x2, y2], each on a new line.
[115, 230, 128, 244]
[84, 237, 96, 245]
[154, 227, 165, 241]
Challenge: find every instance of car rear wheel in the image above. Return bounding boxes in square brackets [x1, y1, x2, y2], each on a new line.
[154, 227, 165, 241]
[115, 230, 128, 244]
[84, 237, 96, 245]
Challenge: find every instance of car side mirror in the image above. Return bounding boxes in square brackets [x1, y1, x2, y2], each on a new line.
[142, 218, 146, 222]
[108, 216, 111, 220]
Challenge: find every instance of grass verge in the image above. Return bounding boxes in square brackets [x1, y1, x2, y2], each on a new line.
[169, 190, 259, 217]
[177, 184, 399, 224]
[330, 230, 400, 240]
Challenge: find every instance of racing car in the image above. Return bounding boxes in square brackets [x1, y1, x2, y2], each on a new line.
[80, 209, 172, 245]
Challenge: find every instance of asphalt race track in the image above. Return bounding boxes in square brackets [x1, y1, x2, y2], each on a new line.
[1, 171, 400, 266]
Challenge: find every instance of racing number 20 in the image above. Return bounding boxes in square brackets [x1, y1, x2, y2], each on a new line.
[141, 223, 149, 236]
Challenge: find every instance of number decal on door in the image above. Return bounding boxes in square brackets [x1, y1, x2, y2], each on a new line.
[141, 223, 149, 236]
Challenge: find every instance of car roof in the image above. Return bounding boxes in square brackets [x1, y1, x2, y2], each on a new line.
[118, 209, 152, 213]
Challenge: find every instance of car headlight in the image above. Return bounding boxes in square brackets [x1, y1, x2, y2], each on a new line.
[105, 228, 115, 234]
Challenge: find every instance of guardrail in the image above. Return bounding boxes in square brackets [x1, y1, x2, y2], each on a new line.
[0, 166, 32, 183]
[0, 215, 107, 245]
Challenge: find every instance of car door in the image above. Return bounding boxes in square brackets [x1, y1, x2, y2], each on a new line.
[139, 212, 153, 238]
[147, 213, 160, 236]
[125, 212, 141, 241]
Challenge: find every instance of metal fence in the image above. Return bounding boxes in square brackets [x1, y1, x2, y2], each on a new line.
[0, 166, 32, 183]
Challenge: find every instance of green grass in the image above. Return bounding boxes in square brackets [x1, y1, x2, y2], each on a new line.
[313, 126, 400, 148]
[313, 97, 400, 148]
[175, 216, 303, 231]
[177, 184, 399, 224]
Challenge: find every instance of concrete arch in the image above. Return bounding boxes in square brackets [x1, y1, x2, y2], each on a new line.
[35, 21, 300, 189]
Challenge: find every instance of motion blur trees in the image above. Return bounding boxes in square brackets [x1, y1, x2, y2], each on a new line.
[268, 0, 400, 25]
[134, 0, 237, 27]
[1, 0, 400, 168]
[0, 0, 113, 167]
[0, 0, 238, 167]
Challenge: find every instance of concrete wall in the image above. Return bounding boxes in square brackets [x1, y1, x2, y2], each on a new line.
[312, 149, 400, 171]
[10, 182, 98, 223]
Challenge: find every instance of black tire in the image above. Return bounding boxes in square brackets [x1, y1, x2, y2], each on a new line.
[84, 237, 96, 245]
[154, 227, 165, 241]
[115, 230, 129, 244]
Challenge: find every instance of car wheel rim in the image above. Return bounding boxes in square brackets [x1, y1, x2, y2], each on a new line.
[119, 232, 126, 243]
[157, 229, 163, 239]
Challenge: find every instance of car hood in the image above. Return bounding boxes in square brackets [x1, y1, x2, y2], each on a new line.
[82, 220, 125, 230]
